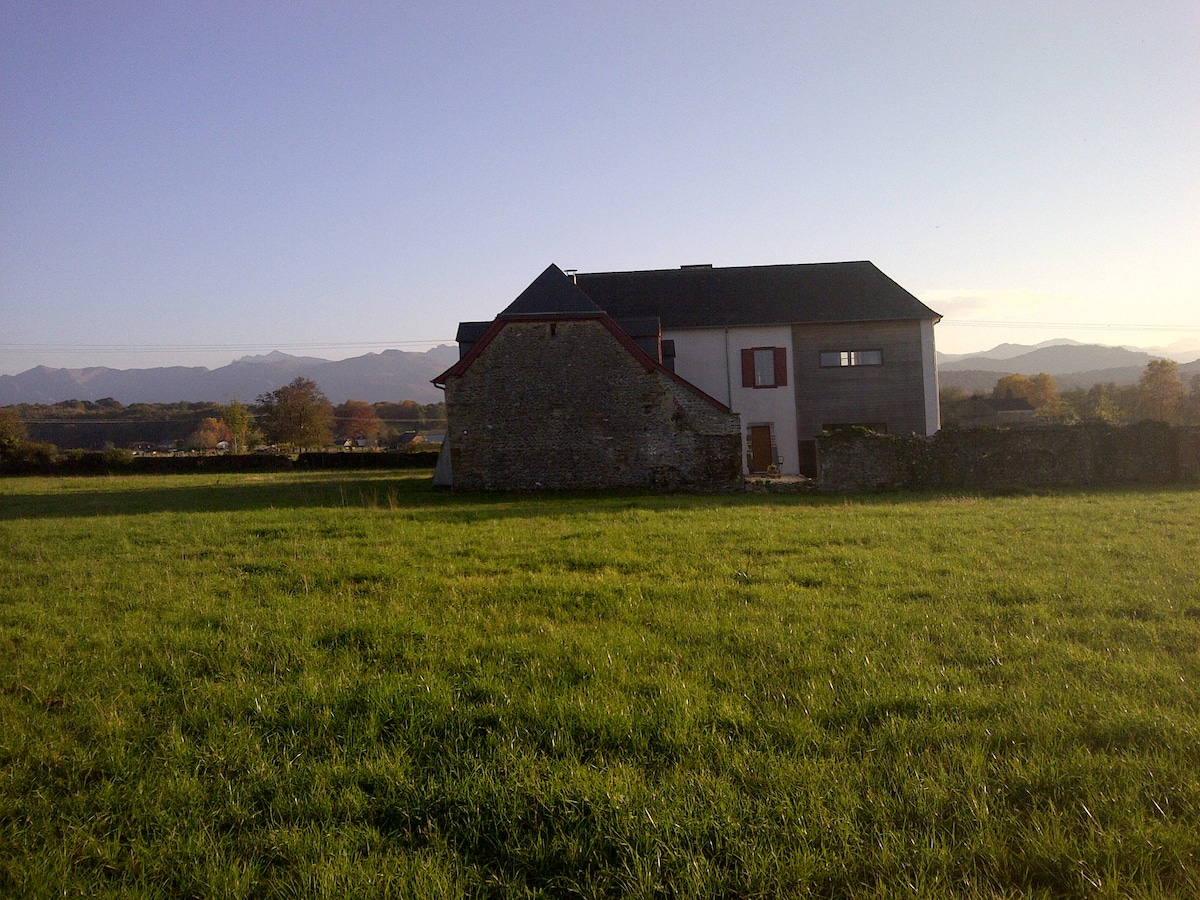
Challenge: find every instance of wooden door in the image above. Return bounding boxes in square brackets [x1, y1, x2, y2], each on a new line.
[749, 425, 773, 473]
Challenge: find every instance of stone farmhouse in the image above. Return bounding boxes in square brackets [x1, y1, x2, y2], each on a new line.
[433, 261, 941, 489]
[432, 265, 743, 491]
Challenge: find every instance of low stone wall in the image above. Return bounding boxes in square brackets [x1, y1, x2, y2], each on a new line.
[817, 423, 1198, 492]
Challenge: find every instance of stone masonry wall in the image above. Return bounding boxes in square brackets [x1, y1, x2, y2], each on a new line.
[444, 319, 742, 491]
[818, 423, 1199, 492]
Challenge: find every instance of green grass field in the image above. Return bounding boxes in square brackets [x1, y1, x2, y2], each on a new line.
[1, 472, 1198, 898]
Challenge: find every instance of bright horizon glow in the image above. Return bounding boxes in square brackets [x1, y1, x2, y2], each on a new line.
[3, 3, 1197, 377]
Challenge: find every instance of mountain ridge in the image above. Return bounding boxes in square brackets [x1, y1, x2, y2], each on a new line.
[5, 339, 1197, 406]
[937, 340, 1200, 396]
[938, 338, 1200, 368]
[939, 344, 1153, 376]
[0, 346, 458, 406]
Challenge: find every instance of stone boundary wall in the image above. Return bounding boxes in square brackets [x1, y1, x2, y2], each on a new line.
[817, 423, 1200, 493]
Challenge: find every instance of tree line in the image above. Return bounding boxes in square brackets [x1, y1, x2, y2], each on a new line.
[1, 378, 446, 452]
[942, 359, 1200, 428]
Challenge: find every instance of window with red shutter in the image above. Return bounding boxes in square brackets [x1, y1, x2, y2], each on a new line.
[741, 347, 787, 388]
[741, 349, 755, 388]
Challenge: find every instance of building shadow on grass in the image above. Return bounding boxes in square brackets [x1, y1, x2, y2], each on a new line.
[0, 470, 852, 522]
[6, 472, 1178, 522]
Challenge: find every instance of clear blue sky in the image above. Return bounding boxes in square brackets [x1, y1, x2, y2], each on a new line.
[3, 1, 1198, 375]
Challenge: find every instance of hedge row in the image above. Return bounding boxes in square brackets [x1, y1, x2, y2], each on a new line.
[0, 448, 441, 477]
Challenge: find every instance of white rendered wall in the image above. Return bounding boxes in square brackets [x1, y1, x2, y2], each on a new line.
[665, 328, 730, 405]
[667, 325, 800, 475]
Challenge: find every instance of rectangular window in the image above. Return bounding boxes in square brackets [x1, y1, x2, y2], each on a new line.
[753, 349, 774, 385]
[820, 349, 882, 367]
[740, 347, 787, 388]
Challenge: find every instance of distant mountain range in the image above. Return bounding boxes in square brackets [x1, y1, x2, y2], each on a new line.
[937, 339, 1200, 395]
[0, 346, 459, 406]
[4, 338, 1197, 407]
[938, 337, 1200, 366]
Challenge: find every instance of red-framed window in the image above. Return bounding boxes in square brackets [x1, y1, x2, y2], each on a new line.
[741, 347, 787, 388]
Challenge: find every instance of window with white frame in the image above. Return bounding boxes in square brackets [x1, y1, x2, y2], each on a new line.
[819, 349, 882, 368]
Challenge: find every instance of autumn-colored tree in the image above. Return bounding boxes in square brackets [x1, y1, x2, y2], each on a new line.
[220, 400, 259, 453]
[1076, 382, 1142, 424]
[992, 373, 1031, 402]
[0, 407, 28, 454]
[993, 373, 1058, 410]
[1026, 373, 1058, 409]
[185, 417, 232, 450]
[1182, 374, 1200, 426]
[334, 399, 382, 445]
[1137, 358, 1184, 423]
[256, 378, 334, 449]
[1060, 384, 1120, 425]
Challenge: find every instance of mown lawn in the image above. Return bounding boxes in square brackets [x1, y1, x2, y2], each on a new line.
[1, 472, 1198, 898]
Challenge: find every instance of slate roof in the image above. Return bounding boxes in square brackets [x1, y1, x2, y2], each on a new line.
[573, 261, 940, 328]
[498, 264, 602, 318]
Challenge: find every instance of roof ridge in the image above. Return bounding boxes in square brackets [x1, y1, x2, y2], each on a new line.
[576, 260, 876, 277]
[498, 264, 601, 318]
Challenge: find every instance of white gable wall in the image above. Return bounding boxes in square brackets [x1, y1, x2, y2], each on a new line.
[666, 325, 800, 475]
